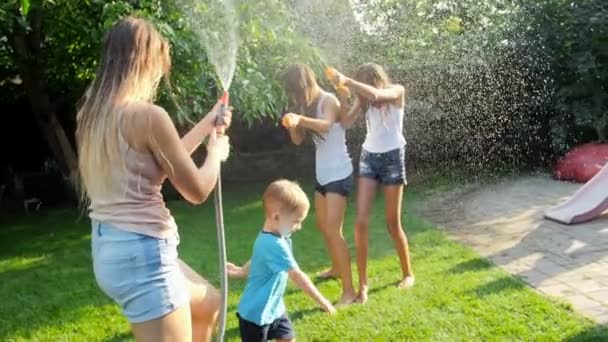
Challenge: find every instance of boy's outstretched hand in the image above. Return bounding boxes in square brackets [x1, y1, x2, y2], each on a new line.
[288, 268, 338, 315]
[321, 301, 337, 315]
[226, 262, 246, 278]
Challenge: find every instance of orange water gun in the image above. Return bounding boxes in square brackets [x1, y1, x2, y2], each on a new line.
[281, 113, 298, 128]
[325, 67, 350, 97]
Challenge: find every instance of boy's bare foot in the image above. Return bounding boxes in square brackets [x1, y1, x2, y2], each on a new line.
[355, 286, 368, 304]
[335, 291, 357, 307]
[397, 276, 415, 289]
[316, 268, 337, 279]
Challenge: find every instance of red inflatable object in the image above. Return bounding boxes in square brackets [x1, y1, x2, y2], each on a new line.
[553, 143, 608, 183]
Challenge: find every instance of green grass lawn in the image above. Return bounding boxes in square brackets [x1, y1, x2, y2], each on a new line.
[1, 181, 607, 341]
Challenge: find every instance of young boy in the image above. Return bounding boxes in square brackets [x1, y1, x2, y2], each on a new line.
[226, 179, 336, 342]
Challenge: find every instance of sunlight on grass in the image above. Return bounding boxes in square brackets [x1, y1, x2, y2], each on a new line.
[0, 255, 49, 273]
[0, 182, 605, 341]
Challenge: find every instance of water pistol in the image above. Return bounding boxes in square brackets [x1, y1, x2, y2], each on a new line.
[280, 112, 298, 128]
[325, 67, 350, 97]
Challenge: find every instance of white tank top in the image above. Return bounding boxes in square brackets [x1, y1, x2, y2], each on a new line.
[362, 104, 406, 153]
[312, 92, 353, 185]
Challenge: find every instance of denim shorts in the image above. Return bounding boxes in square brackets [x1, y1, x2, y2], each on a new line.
[91, 221, 189, 323]
[315, 173, 354, 197]
[359, 147, 407, 185]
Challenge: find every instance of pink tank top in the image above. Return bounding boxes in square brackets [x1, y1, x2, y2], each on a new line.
[89, 137, 177, 239]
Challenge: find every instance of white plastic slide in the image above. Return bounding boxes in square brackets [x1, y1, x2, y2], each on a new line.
[544, 163, 608, 225]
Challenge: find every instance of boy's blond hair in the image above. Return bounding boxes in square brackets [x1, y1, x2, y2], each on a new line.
[263, 179, 310, 215]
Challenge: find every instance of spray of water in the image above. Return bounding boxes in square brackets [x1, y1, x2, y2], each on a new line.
[177, 0, 239, 91]
[286, 0, 558, 181]
[173, 2, 239, 341]
[290, 0, 361, 70]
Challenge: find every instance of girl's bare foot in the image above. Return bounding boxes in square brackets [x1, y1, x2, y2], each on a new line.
[355, 286, 368, 304]
[317, 268, 337, 279]
[397, 276, 415, 289]
[335, 290, 358, 307]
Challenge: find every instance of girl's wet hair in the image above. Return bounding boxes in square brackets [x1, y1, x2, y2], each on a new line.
[355, 63, 391, 89]
[282, 63, 325, 141]
[283, 63, 318, 109]
[355, 63, 396, 120]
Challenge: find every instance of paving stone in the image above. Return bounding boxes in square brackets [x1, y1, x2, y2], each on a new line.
[586, 290, 608, 305]
[564, 294, 601, 310]
[537, 283, 578, 298]
[569, 279, 608, 294]
[420, 176, 608, 322]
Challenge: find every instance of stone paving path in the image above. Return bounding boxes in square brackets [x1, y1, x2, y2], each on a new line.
[419, 175, 608, 323]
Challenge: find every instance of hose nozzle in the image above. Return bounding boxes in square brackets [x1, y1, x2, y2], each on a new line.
[216, 91, 229, 133]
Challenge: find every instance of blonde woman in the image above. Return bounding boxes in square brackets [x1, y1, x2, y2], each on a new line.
[77, 17, 231, 342]
[281, 63, 357, 306]
[330, 63, 414, 304]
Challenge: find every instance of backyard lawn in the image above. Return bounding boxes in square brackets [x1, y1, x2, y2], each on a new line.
[1, 181, 607, 341]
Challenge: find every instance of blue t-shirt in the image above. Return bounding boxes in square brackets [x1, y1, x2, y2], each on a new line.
[237, 231, 299, 325]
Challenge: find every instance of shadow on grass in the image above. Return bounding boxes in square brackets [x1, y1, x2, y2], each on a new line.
[313, 274, 338, 284]
[471, 276, 526, 297]
[0, 212, 88, 259]
[290, 308, 321, 322]
[225, 327, 241, 341]
[0, 181, 448, 340]
[368, 281, 400, 296]
[448, 258, 494, 274]
[564, 325, 608, 341]
[0, 212, 118, 341]
[104, 332, 132, 342]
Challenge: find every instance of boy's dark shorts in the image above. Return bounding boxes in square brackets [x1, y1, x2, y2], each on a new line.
[359, 147, 407, 185]
[314, 173, 354, 197]
[237, 313, 294, 342]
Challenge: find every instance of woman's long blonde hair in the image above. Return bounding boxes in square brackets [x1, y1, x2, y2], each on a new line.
[76, 17, 171, 204]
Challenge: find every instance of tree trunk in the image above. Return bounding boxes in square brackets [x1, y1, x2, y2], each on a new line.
[596, 124, 606, 143]
[11, 9, 79, 194]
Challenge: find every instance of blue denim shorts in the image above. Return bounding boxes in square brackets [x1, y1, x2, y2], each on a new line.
[315, 174, 354, 197]
[91, 221, 189, 323]
[359, 147, 407, 185]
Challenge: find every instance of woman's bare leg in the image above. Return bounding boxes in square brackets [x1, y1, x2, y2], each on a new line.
[324, 193, 356, 306]
[179, 260, 221, 342]
[314, 192, 338, 279]
[383, 185, 414, 288]
[131, 306, 192, 342]
[354, 177, 378, 304]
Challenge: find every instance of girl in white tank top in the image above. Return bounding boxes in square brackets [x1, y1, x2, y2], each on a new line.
[281, 64, 358, 305]
[328, 63, 415, 304]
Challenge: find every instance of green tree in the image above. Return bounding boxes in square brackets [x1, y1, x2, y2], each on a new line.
[521, 0, 608, 153]
[0, 0, 324, 187]
[553, 1, 608, 143]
